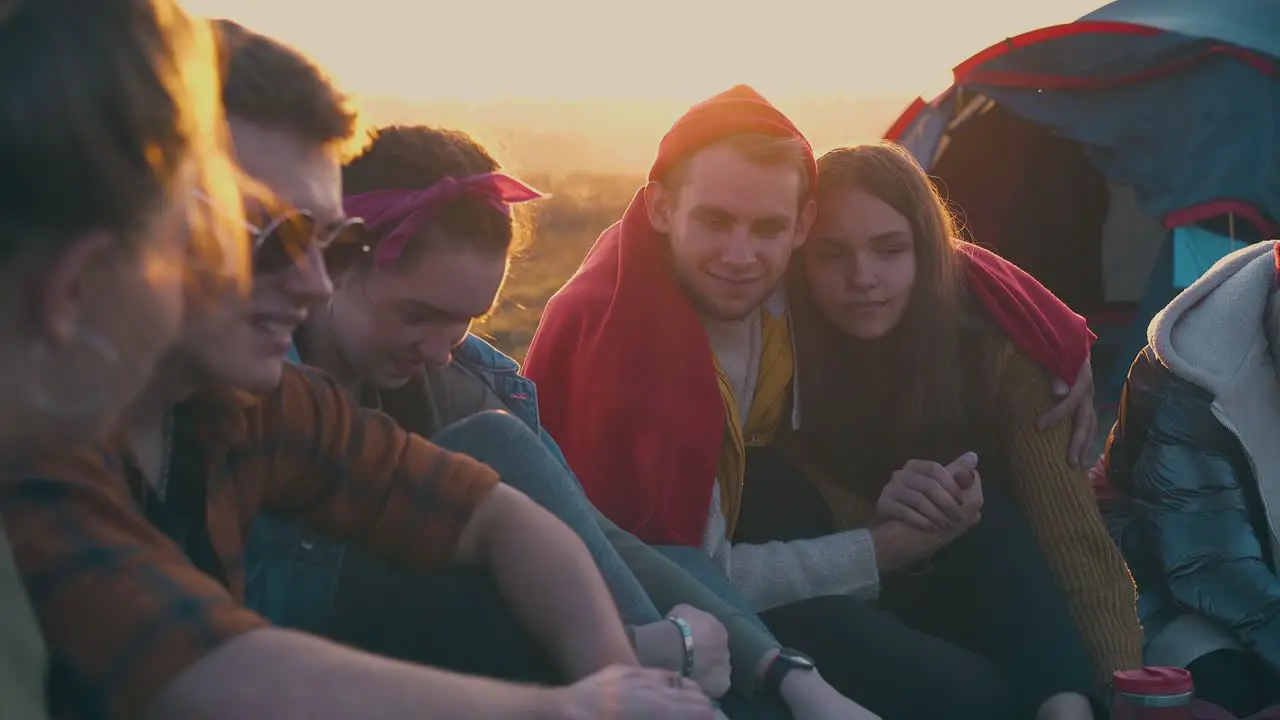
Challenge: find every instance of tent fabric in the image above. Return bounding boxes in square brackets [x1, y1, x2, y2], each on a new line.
[883, 0, 1280, 417]
[933, 105, 1111, 313]
[887, 2, 1279, 231]
[974, 55, 1279, 231]
[892, 94, 953, 169]
[960, 29, 1252, 87]
[1081, 0, 1280, 60]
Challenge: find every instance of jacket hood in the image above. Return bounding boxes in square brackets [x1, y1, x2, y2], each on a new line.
[1149, 240, 1280, 396]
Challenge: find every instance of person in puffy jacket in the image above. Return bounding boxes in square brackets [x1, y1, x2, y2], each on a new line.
[1102, 240, 1280, 717]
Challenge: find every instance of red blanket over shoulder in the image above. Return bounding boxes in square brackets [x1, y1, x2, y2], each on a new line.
[523, 86, 1094, 546]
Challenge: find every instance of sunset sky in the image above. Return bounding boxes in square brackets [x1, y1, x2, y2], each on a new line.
[181, 0, 1103, 102]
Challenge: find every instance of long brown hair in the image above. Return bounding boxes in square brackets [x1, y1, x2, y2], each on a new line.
[791, 142, 987, 491]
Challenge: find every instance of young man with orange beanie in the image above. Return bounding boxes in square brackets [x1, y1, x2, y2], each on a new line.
[524, 85, 1101, 718]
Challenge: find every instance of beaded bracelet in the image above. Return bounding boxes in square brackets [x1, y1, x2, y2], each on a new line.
[666, 615, 696, 678]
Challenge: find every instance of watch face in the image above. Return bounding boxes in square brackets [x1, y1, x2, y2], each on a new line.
[781, 650, 816, 670]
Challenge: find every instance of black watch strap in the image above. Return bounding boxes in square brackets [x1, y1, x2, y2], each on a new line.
[758, 649, 816, 700]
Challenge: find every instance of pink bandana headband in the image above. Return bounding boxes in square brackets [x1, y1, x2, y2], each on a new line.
[343, 172, 545, 267]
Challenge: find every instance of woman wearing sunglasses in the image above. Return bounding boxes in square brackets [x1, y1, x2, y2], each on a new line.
[0, 1, 245, 718]
[172, 177, 365, 397]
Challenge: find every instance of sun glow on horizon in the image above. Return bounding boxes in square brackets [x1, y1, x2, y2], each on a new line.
[182, 0, 1100, 103]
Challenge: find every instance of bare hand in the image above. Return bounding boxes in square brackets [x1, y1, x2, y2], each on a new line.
[632, 610, 730, 699]
[872, 464, 983, 572]
[668, 605, 731, 699]
[951, 467, 983, 537]
[781, 668, 882, 720]
[1037, 352, 1098, 468]
[558, 665, 714, 720]
[878, 453, 978, 531]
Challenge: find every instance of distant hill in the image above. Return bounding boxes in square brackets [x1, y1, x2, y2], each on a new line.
[356, 95, 915, 175]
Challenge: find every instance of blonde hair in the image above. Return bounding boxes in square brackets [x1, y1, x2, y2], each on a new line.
[172, 11, 250, 293]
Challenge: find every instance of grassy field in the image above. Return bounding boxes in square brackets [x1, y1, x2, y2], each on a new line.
[472, 172, 642, 362]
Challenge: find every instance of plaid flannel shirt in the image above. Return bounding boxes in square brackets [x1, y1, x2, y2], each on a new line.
[0, 363, 499, 718]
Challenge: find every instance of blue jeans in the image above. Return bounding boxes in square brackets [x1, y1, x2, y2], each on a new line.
[244, 411, 659, 630]
[657, 545, 790, 720]
[656, 545, 771, 635]
[247, 412, 790, 716]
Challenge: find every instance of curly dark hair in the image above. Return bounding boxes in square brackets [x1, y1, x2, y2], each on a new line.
[342, 125, 526, 271]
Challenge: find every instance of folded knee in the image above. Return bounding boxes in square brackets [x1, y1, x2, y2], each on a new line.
[432, 410, 540, 453]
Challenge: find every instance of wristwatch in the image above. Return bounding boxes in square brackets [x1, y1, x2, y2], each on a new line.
[756, 648, 816, 701]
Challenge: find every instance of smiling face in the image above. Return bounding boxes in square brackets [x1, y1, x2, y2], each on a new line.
[803, 186, 918, 340]
[648, 137, 815, 322]
[176, 120, 340, 392]
[331, 242, 508, 388]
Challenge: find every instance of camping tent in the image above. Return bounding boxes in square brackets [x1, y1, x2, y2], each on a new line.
[883, 0, 1280, 414]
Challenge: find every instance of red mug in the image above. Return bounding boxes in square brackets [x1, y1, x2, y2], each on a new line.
[1113, 667, 1195, 720]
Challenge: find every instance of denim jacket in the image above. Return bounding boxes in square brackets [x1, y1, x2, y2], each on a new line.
[450, 335, 561, 458]
[243, 334, 561, 630]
